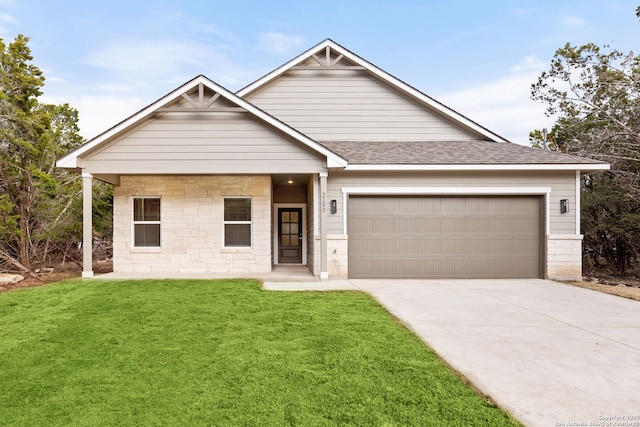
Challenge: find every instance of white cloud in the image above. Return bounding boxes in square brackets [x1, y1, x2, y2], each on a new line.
[0, 12, 16, 23]
[560, 15, 587, 28]
[511, 55, 546, 73]
[0, 11, 16, 33]
[83, 39, 224, 77]
[435, 56, 552, 146]
[81, 38, 253, 89]
[170, 14, 241, 45]
[257, 32, 305, 55]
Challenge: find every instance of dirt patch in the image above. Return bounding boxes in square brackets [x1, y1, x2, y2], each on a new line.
[0, 270, 82, 293]
[564, 277, 640, 302]
[0, 260, 112, 293]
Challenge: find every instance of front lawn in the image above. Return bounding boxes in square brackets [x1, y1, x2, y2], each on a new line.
[0, 279, 520, 426]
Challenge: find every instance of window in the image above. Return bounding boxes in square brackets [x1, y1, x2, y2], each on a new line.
[133, 197, 161, 247]
[224, 197, 251, 247]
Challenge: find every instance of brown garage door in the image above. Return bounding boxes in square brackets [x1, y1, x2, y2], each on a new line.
[348, 196, 543, 279]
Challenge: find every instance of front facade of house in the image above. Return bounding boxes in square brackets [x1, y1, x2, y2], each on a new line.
[58, 40, 608, 281]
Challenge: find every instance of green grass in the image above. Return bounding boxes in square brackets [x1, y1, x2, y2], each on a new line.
[0, 279, 520, 426]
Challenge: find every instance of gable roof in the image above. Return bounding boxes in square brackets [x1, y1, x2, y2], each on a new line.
[57, 75, 347, 170]
[57, 40, 609, 174]
[237, 39, 509, 143]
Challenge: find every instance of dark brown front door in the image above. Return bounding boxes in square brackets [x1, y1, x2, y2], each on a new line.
[278, 208, 302, 263]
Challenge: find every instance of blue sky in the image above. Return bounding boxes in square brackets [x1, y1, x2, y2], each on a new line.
[0, 0, 637, 145]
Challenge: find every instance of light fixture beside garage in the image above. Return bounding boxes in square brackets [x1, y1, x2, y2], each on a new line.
[560, 199, 569, 214]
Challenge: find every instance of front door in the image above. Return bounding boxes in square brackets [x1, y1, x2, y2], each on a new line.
[278, 208, 302, 263]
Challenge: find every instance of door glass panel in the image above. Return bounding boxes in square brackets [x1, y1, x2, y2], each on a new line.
[278, 208, 303, 263]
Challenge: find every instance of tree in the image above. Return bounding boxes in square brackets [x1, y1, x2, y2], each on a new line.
[530, 42, 640, 276]
[0, 35, 86, 274]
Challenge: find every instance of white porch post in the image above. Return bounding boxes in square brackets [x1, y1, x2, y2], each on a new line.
[81, 172, 94, 278]
[319, 172, 329, 280]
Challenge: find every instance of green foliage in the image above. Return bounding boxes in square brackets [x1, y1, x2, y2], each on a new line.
[531, 40, 640, 275]
[0, 194, 19, 240]
[0, 35, 90, 271]
[582, 173, 640, 274]
[0, 280, 520, 426]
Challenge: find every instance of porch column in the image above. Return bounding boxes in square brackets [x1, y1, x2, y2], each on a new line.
[81, 172, 94, 278]
[319, 172, 328, 280]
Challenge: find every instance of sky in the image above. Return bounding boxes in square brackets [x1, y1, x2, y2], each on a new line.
[0, 0, 637, 145]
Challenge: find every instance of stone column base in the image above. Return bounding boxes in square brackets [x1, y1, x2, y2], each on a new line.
[547, 234, 583, 281]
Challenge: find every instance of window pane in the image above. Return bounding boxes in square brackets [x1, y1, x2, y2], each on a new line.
[225, 224, 251, 247]
[134, 198, 160, 221]
[134, 199, 144, 221]
[134, 224, 160, 247]
[224, 198, 251, 221]
[144, 198, 161, 221]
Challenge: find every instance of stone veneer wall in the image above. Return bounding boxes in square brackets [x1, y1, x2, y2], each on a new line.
[327, 235, 348, 278]
[546, 234, 583, 281]
[313, 235, 348, 279]
[113, 175, 272, 273]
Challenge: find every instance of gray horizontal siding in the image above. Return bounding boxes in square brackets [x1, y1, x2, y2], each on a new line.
[326, 171, 577, 235]
[246, 71, 483, 142]
[83, 113, 325, 174]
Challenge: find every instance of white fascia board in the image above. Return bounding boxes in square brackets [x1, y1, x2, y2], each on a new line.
[56, 155, 78, 169]
[57, 74, 347, 169]
[344, 163, 610, 172]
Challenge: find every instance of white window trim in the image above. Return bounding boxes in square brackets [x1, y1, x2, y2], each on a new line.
[131, 196, 162, 250]
[223, 196, 253, 248]
[340, 186, 551, 237]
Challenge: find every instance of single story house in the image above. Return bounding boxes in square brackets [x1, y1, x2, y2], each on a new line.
[57, 39, 608, 281]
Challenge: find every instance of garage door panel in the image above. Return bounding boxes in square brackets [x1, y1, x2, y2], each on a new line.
[350, 237, 396, 256]
[348, 196, 542, 279]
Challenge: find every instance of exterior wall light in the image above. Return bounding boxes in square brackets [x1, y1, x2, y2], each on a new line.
[560, 199, 569, 214]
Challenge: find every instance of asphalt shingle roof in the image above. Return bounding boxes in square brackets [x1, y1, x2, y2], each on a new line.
[318, 140, 605, 165]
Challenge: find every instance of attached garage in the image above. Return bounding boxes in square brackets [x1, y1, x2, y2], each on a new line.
[347, 195, 544, 279]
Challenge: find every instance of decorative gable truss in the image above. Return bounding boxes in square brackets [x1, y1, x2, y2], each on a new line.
[291, 45, 366, 71]
[158, 83, 247, 113]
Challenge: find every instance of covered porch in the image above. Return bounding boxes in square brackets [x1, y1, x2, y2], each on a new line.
[79, 172, 333, 280]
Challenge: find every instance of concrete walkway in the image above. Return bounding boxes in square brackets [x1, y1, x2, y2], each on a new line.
[264, 279, 640, 427]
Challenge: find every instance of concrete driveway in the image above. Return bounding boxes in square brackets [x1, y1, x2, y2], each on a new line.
[265, 278, 640, 425]
[348, 279, 640, 427]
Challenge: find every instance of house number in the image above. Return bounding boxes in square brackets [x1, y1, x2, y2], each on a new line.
[321, 192, 326, 213]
